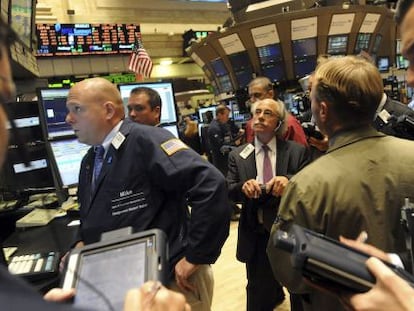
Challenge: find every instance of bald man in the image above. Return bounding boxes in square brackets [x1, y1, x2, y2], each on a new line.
[66, 78, 231, 311]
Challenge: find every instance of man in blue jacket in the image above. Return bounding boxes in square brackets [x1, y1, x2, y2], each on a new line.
[65, 77, 231, 311]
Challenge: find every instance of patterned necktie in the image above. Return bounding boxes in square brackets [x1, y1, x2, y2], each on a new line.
[262, 144, 273, 183]
[92, 145, 105, 191]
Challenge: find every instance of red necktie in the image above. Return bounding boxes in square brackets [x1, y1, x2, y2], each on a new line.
[262, 144, 273, 183]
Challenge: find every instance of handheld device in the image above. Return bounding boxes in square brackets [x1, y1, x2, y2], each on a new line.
[273, 223, 414, 293]
[62, 228, 167, 311]
[301, 122, 324, 140]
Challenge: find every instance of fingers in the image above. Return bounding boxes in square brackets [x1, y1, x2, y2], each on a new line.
[242, 179, 261, 198]
[339, 237, 390, 262]
[43, 288, 76, 302]
[267, 176, 288, 197]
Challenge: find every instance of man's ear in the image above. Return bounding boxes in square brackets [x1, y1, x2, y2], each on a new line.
[155, 106, 161, 118]
[319, 101, 328, 123]
[103, 101, 116, 119]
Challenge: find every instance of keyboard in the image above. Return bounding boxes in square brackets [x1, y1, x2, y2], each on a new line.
[8, 251, 60, 281]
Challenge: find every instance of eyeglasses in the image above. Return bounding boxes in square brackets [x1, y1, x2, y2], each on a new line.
[254, 109, 277, 119]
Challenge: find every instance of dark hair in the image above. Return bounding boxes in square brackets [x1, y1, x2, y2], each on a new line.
[215, 104, 230, 115]
[129, 87, 162, 110]
[395, 0, 414, 24]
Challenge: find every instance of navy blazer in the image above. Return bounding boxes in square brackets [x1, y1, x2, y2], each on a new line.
[77, 119, 231, 276]
[227, 139, 309, 262]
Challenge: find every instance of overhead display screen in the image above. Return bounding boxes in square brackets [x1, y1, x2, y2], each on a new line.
[292, 38, 317, 58]
[257, 44, 283, 64]
[327, 35, 348, 55]
[36, 23, 141, 56]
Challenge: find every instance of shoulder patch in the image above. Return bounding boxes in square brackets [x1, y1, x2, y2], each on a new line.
[160, 139, 189, 156]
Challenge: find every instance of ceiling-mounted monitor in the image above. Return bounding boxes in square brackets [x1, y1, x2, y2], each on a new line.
[327, 35, 348, 55]
[372, 34, 382, 54]
[396, 55, 409, 69]
[234, 68, 253, 89]
[354, 33, 371, 53]
[217, 75, 233, 93]
[292, 38, 317, 58]
[293, 57, 317, 79]
[261, 63, 286, 83]
[228, 51, 251, 71]
[210, 58, 228, 77]
[257, 44, 283, 64]
[377, 56, 390, 73]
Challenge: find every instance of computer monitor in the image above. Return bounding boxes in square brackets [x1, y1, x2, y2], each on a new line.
[327, 35, 348, 55]
[234, 68, 253, 89]
[261, 63, 286, 83]
[293, 57, 317, 79]
[396, 55, 409, 69]
[210, 58, 228, 77]
[48, 138, 90, 188]
[292, 38, 317, 58]
[37, 88, 72, 140]
[160, 124, 179, 138]
[198, 106, 217, 123]
[354, 33, 371, 53]
[257, 44, 283, 64]
[217, 75, 233, 93]
[372, 34, 382, 54]
[377, 56, 390, 73]
[118, 82, 178, 124]
[1, 101, 55, 194]
[228, 51, 250, 71]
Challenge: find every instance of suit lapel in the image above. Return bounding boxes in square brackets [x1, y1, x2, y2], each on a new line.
[276, 140, 287, 176]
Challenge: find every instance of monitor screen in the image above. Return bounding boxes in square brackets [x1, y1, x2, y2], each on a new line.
[160, 124, 179, 138]
[210, 58, 228, 77]
[257, 44, 283, 64]
[49, 138, 90, 188]
[228, 51, 250, 71]
[327, 35, 348, 55]
[292, 38, 317, 58]
[261, 63, 286, 82]
[217, 75, 233, 93]
[377, 56, 390, 72]
[354, 33, 371, 53]
[118, 82, 178, 124]
[1, 101, 54, 192]
[372, 34, 382, 54]
[293, 57, 317, 79]
[198, 106, 217, 123]
[396, 55, 409, 69]
[37, 88, 72, 140]
[234, 68, 253, 89]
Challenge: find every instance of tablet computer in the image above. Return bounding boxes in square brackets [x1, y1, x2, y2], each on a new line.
[62, 228, 167, 311]
[273, 223, 414, 293]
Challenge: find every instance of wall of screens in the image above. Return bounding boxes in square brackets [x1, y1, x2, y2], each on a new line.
[36, 23, 140, 56]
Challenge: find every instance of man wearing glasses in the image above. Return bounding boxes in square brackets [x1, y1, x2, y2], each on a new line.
[227, 98, 308, 311]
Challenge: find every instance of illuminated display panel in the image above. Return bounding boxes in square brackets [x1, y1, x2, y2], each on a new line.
[210, 58, 228, 77]
[257, 44, 283, 64]
[354, 33, 371, 53]
[261, 63, 286, 82]
[118, 82, 178, 124]
[327, 35, 348, 55]
[293, 57, 317, 79]
[36, 23, 141, 56]
[377, 56, 389, 72]
[292, 38, 317, 58]
[218, 75, 233, 93]
[228, 51, 253, 89]
[396, 55, 409, 69]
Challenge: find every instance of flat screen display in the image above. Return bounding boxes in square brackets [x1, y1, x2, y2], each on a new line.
[49, 138, 90, 187]
[118, 82, 178, 124]
[228, 51, 250, 70]
[396, 55, 409, 69]
[377, 56, 389, 72]
[257, 44, 283, 64]
[198, 106, 217, 123]
[37, 88, 72, 139]
[210, 58, 228, 77]
[36, 23, 141, 56]
[327, 35, 348, 55]
[217, 75, 233, 93]
[261, 63, 286, 82]
[160, 124, 179, 138]
[354, 33, 371, 53]
[235, 68, 253, 89]
[292, 38, 317, 58]
[294, 57, 317, 79]
[372, 34, 382, 54]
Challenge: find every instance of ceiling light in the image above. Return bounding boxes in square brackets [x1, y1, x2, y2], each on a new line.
[160, 59, 173, 66]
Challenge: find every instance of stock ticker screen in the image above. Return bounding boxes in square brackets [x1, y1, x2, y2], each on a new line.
[36, 23, 141, 56]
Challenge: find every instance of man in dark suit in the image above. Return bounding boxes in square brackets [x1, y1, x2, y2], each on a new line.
[127, 86, 162, 126]
[227, 98, 309, 311]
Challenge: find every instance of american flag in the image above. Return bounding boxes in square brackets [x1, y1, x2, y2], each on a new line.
[128, 36, 153, 78]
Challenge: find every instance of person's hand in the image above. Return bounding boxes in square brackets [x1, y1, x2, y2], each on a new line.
[124, 281, 191, 311]
[266, 176, 289, 197]
[347, 257, 414, 311]
[241, 179, 262, 199]
[174, 257, 199, 293]
[339, 236, 391, 262]
[43, 288, 75, 302]
[308, 136, 329, 152]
